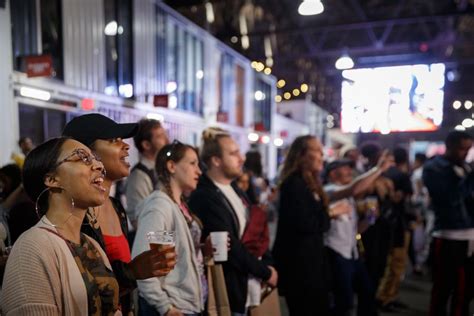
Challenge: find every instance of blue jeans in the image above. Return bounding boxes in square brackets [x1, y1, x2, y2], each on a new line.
[138, 296, 201, 316]
[327, 247, 377, 316]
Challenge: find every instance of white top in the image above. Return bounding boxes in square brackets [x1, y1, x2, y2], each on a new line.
[324, 184, 359, 260]
[213, 181, 248, 238]
[432, 229, 474, 241]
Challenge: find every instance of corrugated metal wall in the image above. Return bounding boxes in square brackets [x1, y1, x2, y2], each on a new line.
[62, 0, 106, 92]
[133, 0, 165, 98]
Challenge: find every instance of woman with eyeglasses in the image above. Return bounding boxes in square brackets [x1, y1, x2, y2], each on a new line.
[1, 137, 121, 315]
[62, 114, 177, 314]
[132, 141, 206, 316]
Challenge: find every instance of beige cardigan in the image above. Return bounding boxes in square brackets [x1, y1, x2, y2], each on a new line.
[1, 216, 118, 316]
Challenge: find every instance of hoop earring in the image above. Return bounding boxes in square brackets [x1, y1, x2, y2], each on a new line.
[35, 187, 75, 220]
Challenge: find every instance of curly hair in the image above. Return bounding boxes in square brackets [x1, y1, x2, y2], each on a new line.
[279, 135, 328, 208]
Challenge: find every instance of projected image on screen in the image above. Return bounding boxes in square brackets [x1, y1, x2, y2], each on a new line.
[341, 63, 445, 133]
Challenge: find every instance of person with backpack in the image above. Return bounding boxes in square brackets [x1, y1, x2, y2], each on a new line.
[126, 118, 169, 230]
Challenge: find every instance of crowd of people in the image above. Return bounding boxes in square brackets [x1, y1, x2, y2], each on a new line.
[0, 112, 473, 316]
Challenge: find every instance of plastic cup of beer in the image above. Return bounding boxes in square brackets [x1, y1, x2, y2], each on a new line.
[210, 231, 228, 262]
[365, 197, 378, 225]
[147, 231, 175, 272]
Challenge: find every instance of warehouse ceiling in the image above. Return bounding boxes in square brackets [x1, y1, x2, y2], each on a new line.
[166, 0, 474, 124]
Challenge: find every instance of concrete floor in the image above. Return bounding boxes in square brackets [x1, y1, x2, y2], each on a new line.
[277, 272, 467, 316]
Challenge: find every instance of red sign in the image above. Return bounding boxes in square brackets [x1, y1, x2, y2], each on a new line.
[153, 95, 169, 108]
[254, 122, 266, 132]
[25, 55, 53, 78]
[280, 130, 288, 138]
[217, 112, 229, 123]
[81, 98, 95, 111]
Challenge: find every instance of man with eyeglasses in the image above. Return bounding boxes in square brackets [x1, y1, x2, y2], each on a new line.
[188, 127, 277, 316]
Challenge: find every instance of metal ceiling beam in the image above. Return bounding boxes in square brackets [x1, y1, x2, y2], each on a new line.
[216, 12, 472, 39]
[347, 0, 378, 46]
[273, 37, 456, 61]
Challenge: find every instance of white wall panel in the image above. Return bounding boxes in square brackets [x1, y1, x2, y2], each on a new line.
[0, 0, 19, 165]
[62, 0, 105, 92]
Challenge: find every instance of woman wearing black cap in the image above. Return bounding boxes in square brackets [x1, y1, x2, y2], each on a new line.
[63, 113, 176, 313]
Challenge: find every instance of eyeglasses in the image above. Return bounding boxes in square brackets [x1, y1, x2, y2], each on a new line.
[56, 148, 102, 167]
[165, 140, 182, 158]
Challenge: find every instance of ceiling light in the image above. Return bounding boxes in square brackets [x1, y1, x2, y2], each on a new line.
[20, 86, 51, 101]
[283, 92, 291, 100]
[266, 57, 274, 67]
[292, 89, 300, 96]
[455, 125, 466, 131]
[465, 100, 473, 110]
[251, 61, 258, 69]
[231, 36, 238, 43]
[453, 100, 461, 109]
[335, 53, 354, 70]
[275, 95, 282, 102]
[462, 118, 474, 128]
[277, 79, 286, 88]
[264, 68, 272, 75]
[300, 83, 309, 93]
[298, 0, 324, 16]
[205, 2, 215, 23]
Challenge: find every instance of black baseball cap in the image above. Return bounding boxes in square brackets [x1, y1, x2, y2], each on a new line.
[62, 113, 138, 146]
[324, 159, 355, 176]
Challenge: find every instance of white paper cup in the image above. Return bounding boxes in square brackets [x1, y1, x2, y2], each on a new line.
[210, 231, 228, 262]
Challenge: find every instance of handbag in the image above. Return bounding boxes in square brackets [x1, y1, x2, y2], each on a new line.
[249, 287, 281, 316]
[206, 258, 231, 316]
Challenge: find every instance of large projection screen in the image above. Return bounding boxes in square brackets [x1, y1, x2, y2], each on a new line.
[341, 63, 445, 133]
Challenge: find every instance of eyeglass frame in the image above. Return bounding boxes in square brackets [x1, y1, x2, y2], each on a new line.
[55, 148, 102, 168]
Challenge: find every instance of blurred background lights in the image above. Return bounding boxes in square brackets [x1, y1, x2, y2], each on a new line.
[453, 100, 462, 109]
[254, 90, 266, 101]
[464, 100, 473, 110]
[273, 138, 284, 147]
[248, 132, 259, 142]
[277, 79, 286, 88]
[261, 135, 271, 144]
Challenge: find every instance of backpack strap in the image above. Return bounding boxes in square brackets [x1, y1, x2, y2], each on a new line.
[132, 162, 158, 189]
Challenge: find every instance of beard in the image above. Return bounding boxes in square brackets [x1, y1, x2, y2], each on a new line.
[222, 164, 242, 180]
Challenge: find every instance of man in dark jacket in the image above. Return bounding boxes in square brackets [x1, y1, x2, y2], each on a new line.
[423, 130, 474, 316]
[188, 127, 277, 315]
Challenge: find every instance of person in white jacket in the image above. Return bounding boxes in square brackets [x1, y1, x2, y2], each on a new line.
[132, 140, 206, 316]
